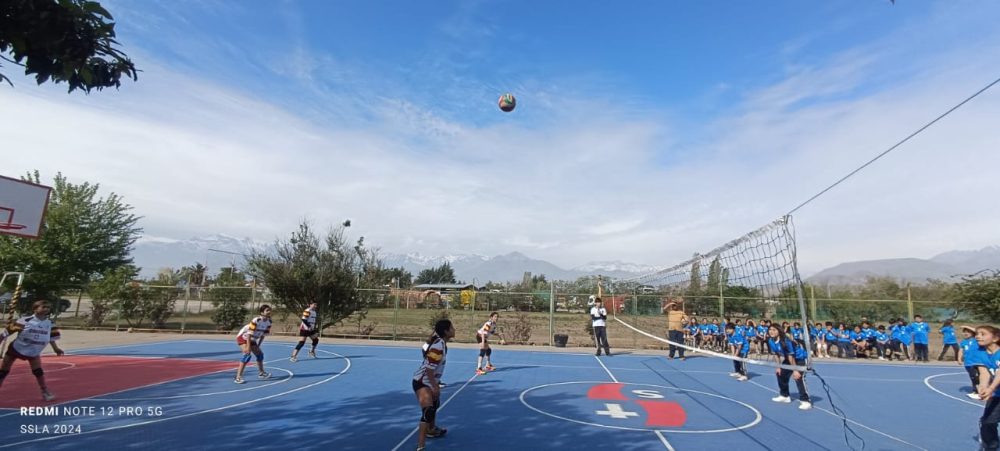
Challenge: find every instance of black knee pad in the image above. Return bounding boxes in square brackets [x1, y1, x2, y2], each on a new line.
[479, 349, 487, 357]
[295, 341, 305, 351]
[486, 348, 492, 357]
[0, 369, 8, 381]
[32, 368, 44, 377]
[421, 405, 437, 424]
[311, 338, 319, 347]
[433, 397, 440, 410]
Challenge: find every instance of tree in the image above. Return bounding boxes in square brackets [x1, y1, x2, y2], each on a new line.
[687, 256, 702, 295]
[382, 266, 412, 288]
[248, 221, 376, 332]
[86, 264, 137, 327]
[955, 270, 1000, 322]
[415, 263, 457, 285]
[0, 0, 137, 92]
[0, 171, 141, 303]
[208, 267, 250, 331]
[706, 256, 723, 293]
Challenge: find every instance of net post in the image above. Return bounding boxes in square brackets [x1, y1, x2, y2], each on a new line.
[549, 282, 555, 347]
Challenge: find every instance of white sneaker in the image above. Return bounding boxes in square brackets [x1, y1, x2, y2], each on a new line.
[309, 350, 317, 358]
[729, 372, 740, 377]
[234, 377, 245, 384]
[799, 401, 812, 410]
[41, 391, 56, 402]
[969, 392, 982, 399]
[290, 356, 298, 362]
[771, 395, 792, 403]
[878, 357, 886, 361]
[258, 372, 271, 380]
[737, 375, 748, 381]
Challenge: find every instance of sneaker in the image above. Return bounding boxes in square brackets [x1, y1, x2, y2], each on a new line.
[799, 401, 812, 410]
[475, 369, 487, 376]
[41, 391, 56, 402]
[309, 350, 317, 358]
[969, 392, 983, 399]
[771, 396, 792, 403]
[234, 377, 245, 384]
[878, 357, 886, 361]
[596, 351, 602, 356]
[737, 375, 748, 381]
[258, 372, 271, 379]
[438, 381, 447, 387]
[729, 372, 740, 377]
[485, 364, 496, 371]
[290, 356, 298, 362]
[426, 426, 447, 438]
[680, 357, 687, 361]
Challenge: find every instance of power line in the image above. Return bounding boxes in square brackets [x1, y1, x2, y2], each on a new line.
[787, 75, 1000, 216]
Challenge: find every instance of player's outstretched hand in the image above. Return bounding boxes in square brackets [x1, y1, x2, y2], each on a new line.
[54, 349, 65, 356]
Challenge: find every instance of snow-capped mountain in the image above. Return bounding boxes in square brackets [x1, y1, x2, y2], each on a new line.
[572, 261, 662, 274]
[132, 234, 268, 277]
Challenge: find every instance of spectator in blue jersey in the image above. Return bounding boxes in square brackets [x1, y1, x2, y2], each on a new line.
[790, 322, 804, 349]
[686, 318, 701, 348]
[975, 325, 1000, 451]
[710, 318, 722, 350]
[874, 325, 891, 360]
[726, 323, 751, 381]
[890, 319, 912, 361]
[810, 322, 824, 358]
[767, 324, 811, 410]
[937, 318, 959, 361]
[860, 322, 876, 357]
[822, 322, 837, 359]
[958, 326, 986, 399]
[836, 323, 853, 359]
[757, 320, 771, 355]
[851, 325, 868, 359]
[745, 320, 759, 357]
[910, 315, 930, 362]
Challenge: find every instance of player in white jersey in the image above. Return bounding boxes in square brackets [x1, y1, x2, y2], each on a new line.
[412, 319, 454, 450]
[234, 304, 273, 384]
[0, 300, 64, 401]
[475, 312, 506, 376]
[290, 302, 319, 362]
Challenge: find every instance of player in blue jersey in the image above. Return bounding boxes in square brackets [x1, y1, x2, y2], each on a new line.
[975, 325, 1000, 451]
[767, 324, 811, 410]
[726, 323, 751, 381]
[958, 326, 986, 399]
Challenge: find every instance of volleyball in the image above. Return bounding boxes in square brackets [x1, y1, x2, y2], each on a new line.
[498, 93, 516, 112]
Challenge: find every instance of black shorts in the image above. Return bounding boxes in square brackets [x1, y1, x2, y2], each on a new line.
[476, 334, 488, 344]
[412, 379, 428, 393]
[298, 329, 318, 338]
[5, 343, 36, 361]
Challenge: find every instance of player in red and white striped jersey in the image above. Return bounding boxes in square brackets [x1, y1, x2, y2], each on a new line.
[234, 304, 273, 384]
[290, 302, 319, 362]
[475, 312, 505, 375]
[412, 319, 455, 450]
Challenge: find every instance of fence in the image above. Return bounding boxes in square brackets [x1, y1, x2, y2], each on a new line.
[1, 286, 984, 353]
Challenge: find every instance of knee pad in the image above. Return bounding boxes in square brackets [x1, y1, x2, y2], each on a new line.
[420, 405, 437, 424]
[241, 353, 253, 364]
[255, 352, 264, 363]
[479, 349, 487, 357]
[433, 397, 440, 410]
[295, 341, 305, 351]
[486, 348, 492, 357]
[0, 369, 8, 381]
[32, 368, 44, 377]
[311, 338, 319, 347]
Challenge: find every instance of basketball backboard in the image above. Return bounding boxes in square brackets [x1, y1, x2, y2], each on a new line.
[0, 175, 52, 239]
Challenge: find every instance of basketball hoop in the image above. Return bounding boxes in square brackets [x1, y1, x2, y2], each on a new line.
[0, 223, 26, 231]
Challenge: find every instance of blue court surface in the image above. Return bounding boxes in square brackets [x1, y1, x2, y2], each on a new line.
[0, 339, 983, 450]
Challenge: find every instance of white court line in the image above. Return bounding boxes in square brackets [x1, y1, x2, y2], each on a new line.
[923, 372, 984, 408]
[747, 379, 927, 450]
[0, 344, 343, 417]
[0, 350, 352, 448]
[595, 356, 674, 450]
[390, 373, 478, 451]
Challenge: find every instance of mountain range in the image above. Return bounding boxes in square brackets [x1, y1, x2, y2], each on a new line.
[131, 234, 1000, 285]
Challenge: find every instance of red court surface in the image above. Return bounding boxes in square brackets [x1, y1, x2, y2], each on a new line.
[0, 355, 234, 408]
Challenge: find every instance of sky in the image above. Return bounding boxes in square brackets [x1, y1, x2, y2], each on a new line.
[2, 0, 999, 275]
